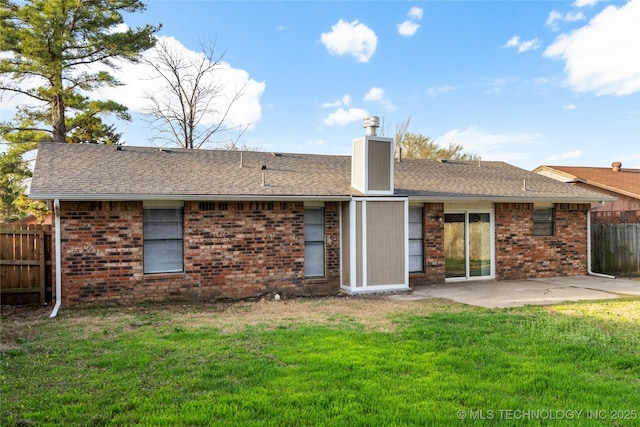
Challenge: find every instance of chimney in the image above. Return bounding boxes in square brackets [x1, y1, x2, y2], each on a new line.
[351, 115, 394, 195]
[363, 116, 380, 136]
[612, 161, 622, 172]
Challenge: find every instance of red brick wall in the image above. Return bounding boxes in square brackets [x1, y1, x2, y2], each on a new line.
[410, 203, 445, 286]
[591, 210, 640, 225]
[495, 203, 589, 280]
[57, 201, 199, 303]
[56, 200, 590, 303]
[57, 200, 341, 304]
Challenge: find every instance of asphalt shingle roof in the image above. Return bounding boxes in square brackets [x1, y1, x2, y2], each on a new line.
[29, 142, 612, 203]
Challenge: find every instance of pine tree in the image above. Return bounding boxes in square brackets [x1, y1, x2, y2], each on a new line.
[0, 0, 159, 144]
[0, 0, 159, 220]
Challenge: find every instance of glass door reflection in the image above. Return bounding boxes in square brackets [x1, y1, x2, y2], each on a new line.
[444, 213, 466, 278]
[445, 212, 493, 280]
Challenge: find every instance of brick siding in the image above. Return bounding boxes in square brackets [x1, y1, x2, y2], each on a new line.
[57, 201, 340, 304]
[495, 203, 589, 280]
[55, 200, 590, 304]
[409, 203, 445, 286]
[591, 210, 640, 225]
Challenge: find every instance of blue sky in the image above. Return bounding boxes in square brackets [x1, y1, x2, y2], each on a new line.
[4, 0, 640, 171]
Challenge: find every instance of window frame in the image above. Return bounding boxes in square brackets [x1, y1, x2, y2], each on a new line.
[143, 207, 184, 274]
[304, 207, 325, 278]
[533, 207, 555, 237]
[408, 206, 424, 273]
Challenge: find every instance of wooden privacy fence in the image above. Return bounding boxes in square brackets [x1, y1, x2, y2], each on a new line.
[0, 224, 52, 304]
[591, 223, 640, 276]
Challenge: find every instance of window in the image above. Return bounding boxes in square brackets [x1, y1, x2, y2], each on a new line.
[534, 208, 554, 236]
[304, 208, 324, 277]
[144, 208, 184, 273]
[409, 206, 424, 272]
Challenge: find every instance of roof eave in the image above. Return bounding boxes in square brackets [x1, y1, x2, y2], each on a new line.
[532, 166, 579, 182]
[28, 193, 354, 202]
[29, 192, 616, 204]
[406, 195, 616, 203]
[575, 181, 640, 200]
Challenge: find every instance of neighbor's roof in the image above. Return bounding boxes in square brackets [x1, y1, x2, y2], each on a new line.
[29, 142, 612, 203]
[533, 165, 640, 199]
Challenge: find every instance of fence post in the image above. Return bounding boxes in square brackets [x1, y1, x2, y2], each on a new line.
[39, 228, 46, 304]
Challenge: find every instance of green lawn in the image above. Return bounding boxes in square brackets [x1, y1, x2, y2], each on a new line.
[2, 297, 639, 426]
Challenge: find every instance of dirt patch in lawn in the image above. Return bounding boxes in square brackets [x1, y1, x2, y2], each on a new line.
[158, 295, 464, 334]
[1, 295, 464, 351]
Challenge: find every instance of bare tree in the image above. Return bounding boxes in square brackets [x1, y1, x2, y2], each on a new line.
[142, 39, 250, 149]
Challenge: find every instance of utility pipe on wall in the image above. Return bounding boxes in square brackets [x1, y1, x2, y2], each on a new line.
[587, 208, 615, 279]
[50, 198, 62, 318]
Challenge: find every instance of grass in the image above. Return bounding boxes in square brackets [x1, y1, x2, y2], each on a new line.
[2, 297, 640, 426]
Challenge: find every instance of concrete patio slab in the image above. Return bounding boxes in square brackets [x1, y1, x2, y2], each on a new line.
[388, 276, 640, 308]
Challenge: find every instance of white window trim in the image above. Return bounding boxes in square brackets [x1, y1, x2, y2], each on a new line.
[408, 205, 424, 273]
[304, 207, 325, 278]
[444, 209, 495, 282]
[143, 203, 184, 274]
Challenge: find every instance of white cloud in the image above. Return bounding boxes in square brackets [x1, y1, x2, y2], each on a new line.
[547, 10, 586, 31]
[322, 89, 390, 125]
[438, 126, 540, 162]
[504, 36, 520, 48]
[0, 52, 46, 113]
[398, 21, 420, 37]
[427, 85, 455, 98]
[397, 7, 423, 37]
[408, 7, 424, 20]
[545, 150, 582, 161]
[364, 87, 383, 102]
[518, 38, 541, 53]
[106, 23, 130, 35]
[83, 36, 265, 130]
[322, 94, 368, 126]
[1, 36, 265, 131]
[573, 0, 601, 6]
[321, 94, 351, 108]
[546, 10, 563, 30]
[320, 19, 377, 63]
[544, 0, 640, 96]
[565, 11, 586, 22]
[364, 87, 395, 110]
[323, 107, 368, 126]
[563, 104, 577, 110]
[502, 35, 541, 53]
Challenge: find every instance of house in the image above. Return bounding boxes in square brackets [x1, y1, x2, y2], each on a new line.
[9, 213, 53, 226]
[533, 163, 640, 224]
[29, 117, 613, 307]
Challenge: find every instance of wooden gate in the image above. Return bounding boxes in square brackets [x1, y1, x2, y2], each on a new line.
[591, 211, 640, 276]
[592, 223, 640, 276]
[0, 224, 52, 304]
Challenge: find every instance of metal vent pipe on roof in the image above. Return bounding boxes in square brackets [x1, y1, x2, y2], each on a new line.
[363, 116, 380, 136]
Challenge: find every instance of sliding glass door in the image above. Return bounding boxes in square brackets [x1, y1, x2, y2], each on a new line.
[445, 211, 494, 280]
[444, 213, 466, 278]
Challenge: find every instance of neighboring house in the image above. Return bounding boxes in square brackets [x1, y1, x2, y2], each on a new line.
[533, 163, 640, 224]
[29, 117, 613, 305]
[9, 213, 53, 226]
